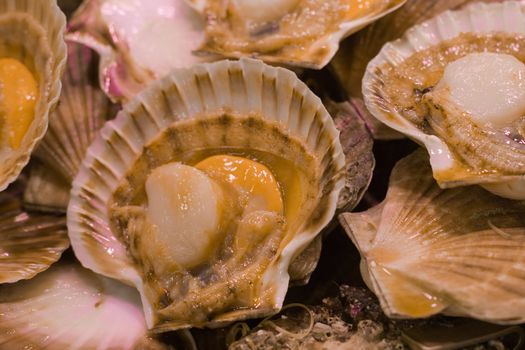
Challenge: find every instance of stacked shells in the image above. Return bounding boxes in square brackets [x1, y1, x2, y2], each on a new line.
[3, 0, 525, 349]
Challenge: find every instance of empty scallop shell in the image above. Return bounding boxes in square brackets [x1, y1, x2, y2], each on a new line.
[67, 0, 210, 102]
[362, 1, 525, 199]
[0, 0, 67, 191]
[0, 261, 169, 349]
[68, 58, 346, 331]
[340, 150, 525, 324]
[0, 183, 69, 284]
[194, 0, 407, 69]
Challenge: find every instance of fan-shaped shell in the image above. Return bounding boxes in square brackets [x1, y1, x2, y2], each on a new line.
[34, 41, 113, 183]
[362, 1, 525, 199]
[68, 58, 346, 331]
[0, 261, 169, 349]
[0, 182, 69, 284]
[332, 0, 504, 140]
[25, 41, 113, 213]
[340, 150, 525, 324]
[0, 0, 67, 191]
[333, 0, 504, 99]
[23, 162, 70, 214]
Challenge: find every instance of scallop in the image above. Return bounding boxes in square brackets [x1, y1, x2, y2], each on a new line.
[68, 58, 347, 331]
[67, 0, 210, 102]
[193, 0, 406, 69]
[363, 1, 525, 199]
[332, 0, 498, 140]
[0, 0, 67, 191]
[340, 149, 525, 324]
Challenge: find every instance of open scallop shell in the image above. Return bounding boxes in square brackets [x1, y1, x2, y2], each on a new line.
[0, 261, 168, 349]
[362, 1, 525, 199]
[68, 58, 345, 331]
[331, 0, 498, 140]
[0, 182, 69, 284]
[67, 0, 211, 102]
[0, 0, 67, 191]
[193, 0, 407, 69]
[340, 150, 525, 324]
[333, 0, 504, 98]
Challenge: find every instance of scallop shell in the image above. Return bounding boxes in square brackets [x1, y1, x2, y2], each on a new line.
[333, 0, 503, 98]
[68, 58, 346, 331]
[23, 162, 70, 214]
[327, 101, 375, 215]
[67, 0, 210, 102]
[362, 1, 525, 199]
[34, 41, 113, 183]
[288, 101, 374, 285]
[0, 183, 69, 284]
[0, 0, 67, 191]
[340, 150, 525, 324]
[194, 0, 407, 69]
[0, 261, 169, 349]
[332, 0, 499, 140]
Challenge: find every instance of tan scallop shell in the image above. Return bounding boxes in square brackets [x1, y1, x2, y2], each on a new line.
[24, 41, 113, 213]
[362, 1, 525, 199]
[340, 150, 525, 324]
[68, 58, 345, 331]
[0, 182, 69, 284]
[23, 162, 70, 214]
[34, 41, 112, 184]
[332, 0, 502, 140]
[0, 261, 169, 349]
[0, 0, 67, 191]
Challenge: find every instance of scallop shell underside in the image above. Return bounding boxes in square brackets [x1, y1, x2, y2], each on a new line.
[34, 40, 113, 183]
[0, 184, 69, 284]
[0, 261, 168, 349]
[23, 162, 70, 214]
[340, 150, 525, 324]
